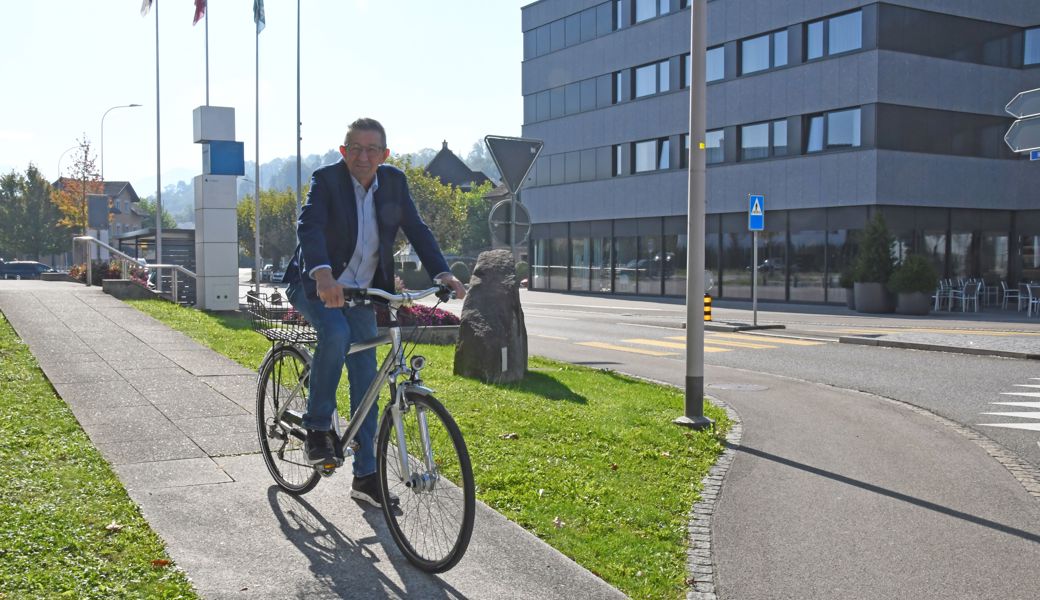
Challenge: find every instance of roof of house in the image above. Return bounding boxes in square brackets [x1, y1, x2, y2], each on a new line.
[52, 178, 140, 203]
[424, 141, 491, 191]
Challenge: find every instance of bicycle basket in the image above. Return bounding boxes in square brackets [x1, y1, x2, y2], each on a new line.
[246, 292, 317, 344]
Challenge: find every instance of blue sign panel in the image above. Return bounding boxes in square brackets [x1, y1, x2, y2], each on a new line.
[748, 195, 765, 231]
[203, 141, 245, 176]
[1031, 150, 1040, 161]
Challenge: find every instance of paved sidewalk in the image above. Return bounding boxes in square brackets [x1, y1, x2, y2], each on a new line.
[0, 282, 626, 600]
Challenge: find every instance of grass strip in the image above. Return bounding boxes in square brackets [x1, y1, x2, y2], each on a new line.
[0, 313, 197, 600]
[126, 299, 730, 600]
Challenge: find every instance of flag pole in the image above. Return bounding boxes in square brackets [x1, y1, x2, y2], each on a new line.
[296, 0, 302, 213]
[154, 0, 163, 292]
[204, 1, 209, 105]
[254, 13, 261, 296]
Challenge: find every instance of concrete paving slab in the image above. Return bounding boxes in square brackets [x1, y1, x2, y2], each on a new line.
[40, 360, 124, 384]
[96, 435, 207, 465]
[157, 349, 251, 376]
[51, 380, 152, 409]
[151, 390, 249, 420]
[114, 457, 233, 489]
[191, 432, 260, 457]
[83, 409, 182, 445]
[200, 374, 260, 413]
[174, 414, 256, 439]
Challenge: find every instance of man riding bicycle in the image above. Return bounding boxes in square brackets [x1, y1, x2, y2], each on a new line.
[282, 117, 466, 508]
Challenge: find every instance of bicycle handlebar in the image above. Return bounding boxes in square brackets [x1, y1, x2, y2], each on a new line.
[339, 284, 454, 307]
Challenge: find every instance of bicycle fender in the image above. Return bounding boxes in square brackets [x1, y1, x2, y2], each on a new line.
[398, 383, 436, 399]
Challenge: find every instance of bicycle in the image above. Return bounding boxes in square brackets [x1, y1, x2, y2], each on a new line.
[247, 285, 475, 573]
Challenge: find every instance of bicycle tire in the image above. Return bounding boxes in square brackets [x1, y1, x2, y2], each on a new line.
[256, 345, 320, 494]
[377, 392, 475, 573]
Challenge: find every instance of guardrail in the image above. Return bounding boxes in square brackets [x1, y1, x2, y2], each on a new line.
[72, 236, 196, 304]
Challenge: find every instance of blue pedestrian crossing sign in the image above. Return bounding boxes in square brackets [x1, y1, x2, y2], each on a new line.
[748, 195, 765, 231]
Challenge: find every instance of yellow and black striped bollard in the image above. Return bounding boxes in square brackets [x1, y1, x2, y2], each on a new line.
[703, 294, 712, 322]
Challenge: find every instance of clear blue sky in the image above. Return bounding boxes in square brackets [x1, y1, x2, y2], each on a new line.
[0, 0, 529, 195]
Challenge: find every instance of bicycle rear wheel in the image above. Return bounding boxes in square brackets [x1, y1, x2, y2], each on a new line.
[377, 392, 475, 573]
[257, 345, 320, 494]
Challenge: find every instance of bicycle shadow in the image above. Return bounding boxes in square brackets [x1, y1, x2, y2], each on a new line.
[266, 486, 468, 599]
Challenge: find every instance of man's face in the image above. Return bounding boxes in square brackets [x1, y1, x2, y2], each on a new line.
[340, 129, 389, 183]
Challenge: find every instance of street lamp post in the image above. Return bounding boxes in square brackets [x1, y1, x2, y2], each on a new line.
[57, 144, 84, 180]
[100, 103, 142, 181]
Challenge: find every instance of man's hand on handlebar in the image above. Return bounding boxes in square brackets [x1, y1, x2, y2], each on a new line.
[437, 274, 466, 301]
[314, 268, 345, 308]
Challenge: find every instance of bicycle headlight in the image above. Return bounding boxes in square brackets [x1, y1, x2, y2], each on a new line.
[410, 355, 426, 371]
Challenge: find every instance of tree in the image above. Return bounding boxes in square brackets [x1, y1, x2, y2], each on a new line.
[853, 212, 895, 284]
[464, 140, 501, 182]
[457, 181, 493, 256]
[237, 188, 299, 267]
[50, 138, 102, 234]
[0, 165, 72, 260]
[137, 197, 177, 229]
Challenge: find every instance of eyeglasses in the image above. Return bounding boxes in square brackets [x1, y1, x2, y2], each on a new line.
[345, 144, 386, 157]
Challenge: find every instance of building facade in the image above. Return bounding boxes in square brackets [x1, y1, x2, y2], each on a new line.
[521, 0, 1040, 302]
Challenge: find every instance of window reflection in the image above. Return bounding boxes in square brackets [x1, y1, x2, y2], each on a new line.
[706, 129, 725, 164]
[829, 11, 863, 55]
[571, 237, 590, 291]
[614, 236, 638, 293]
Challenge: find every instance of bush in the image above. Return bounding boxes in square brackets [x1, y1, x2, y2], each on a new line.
[888, 254, 939, 294]
[852, 213, 894, 284]
[69, 261, 148, 288]
[838, 268, 854, 289]
[515, 261, 529, 279]
[450, 261, 471, 284]
[375, 303, 460, 327]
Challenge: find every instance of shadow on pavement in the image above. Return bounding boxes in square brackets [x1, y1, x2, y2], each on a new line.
[730, 443, 1040, 544]
[267, 486, 468, 599]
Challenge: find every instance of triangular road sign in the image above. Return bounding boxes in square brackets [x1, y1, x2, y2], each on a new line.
[484, 135, 543, 195]
[751, 198, 763, 216]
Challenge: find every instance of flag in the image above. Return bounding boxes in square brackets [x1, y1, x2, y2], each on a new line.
[193, 0, 206, 25]
[253, 0, 265, 34]
[140, 0, 152, 16]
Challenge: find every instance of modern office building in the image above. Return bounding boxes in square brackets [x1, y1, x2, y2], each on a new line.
[521, 0, 1040, 303]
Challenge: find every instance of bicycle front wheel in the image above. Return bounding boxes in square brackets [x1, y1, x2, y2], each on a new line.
[256, 345, 320, 494]
[377, 392, 475, 573]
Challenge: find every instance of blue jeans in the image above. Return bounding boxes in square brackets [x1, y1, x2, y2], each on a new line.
[287, 283, 379, 477]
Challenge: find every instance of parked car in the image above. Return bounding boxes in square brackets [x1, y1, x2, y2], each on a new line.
[0, 261, 56, 280]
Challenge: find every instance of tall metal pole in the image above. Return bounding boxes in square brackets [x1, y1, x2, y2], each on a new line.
[511, 191, 518, 263]
[154, 0, 163, 293]
[752, 230, 759, 326]
[676, 0, 712, 429]
[100, 104, 142, 181]
[296, 0, 303, 212]
[254, 27, 262, 296]
[204, 4, 209, 105]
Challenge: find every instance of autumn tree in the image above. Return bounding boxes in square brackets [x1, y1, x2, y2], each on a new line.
[0, 165, 72, 260]
[50, 139, 103, 234]
[237, 188, 299, 267]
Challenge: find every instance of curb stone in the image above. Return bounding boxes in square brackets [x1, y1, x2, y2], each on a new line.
[686, 395, 742, 600]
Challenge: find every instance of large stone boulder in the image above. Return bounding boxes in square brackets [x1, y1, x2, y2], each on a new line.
[453, 250, 527, 383]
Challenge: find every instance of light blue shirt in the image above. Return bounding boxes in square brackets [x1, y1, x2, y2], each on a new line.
[307, 174, 381, 288]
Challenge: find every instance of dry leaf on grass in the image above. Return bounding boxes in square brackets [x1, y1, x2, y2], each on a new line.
[499, 432, 519, 439]
[553, 516, 565, 529]
[104, 521, 124, 533]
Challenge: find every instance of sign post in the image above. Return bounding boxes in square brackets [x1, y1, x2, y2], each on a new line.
[1004, 89, 1040, 152]
[748, 194, 765, 326]
[484, 135, 544, 262]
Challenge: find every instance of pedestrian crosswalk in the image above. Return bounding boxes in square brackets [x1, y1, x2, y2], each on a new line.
[575, 332, 826, 357]
[978, 379, 1040, 433]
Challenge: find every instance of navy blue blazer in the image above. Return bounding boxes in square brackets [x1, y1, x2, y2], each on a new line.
[282, 161, 450, 299]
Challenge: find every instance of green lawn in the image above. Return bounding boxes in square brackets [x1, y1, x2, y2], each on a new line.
[126, 299, 729, 599]
[0, 314, 197, 600]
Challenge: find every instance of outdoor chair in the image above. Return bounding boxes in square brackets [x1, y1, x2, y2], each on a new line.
[1000, 281, 1020, 310]
[932, 280, 952, 311]
[949, 281, 981, 312]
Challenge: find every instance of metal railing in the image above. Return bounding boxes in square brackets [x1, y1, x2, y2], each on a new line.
[73, 236, 197, 304]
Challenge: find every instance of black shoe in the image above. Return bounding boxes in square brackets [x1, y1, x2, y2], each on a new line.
[305, 429, 336, 466]
[351, 473, 399, 509]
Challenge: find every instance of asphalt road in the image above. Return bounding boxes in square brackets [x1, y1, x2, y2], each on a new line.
[504, 291, 1040, 470]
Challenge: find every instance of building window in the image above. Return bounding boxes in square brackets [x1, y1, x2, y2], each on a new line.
[635, 0, 656, 23]
[524, 1, 621, 60]
[1027, 28, 1040, 65]
[773, 119, 788, 156]
[706, 129, 725, 164]
[658, 138, 670, 170]
[807, 10, 862, 61]
[741, 29, 789, 75]
[741, 34, 771, 74]
[807, 20, 824, 59]
[614, 71, 623, 103]
[613, 144, 623, 176]
[774, 30, 788, 67]
[806, 108, 861, 153]
[707, 46, 724, 82]
[740, 123, 770, 160]
[659, 61, 670, 92]
[680, 134, 690, 169]
[827, 108, 861, 148]
[634, 60, 669, 98]
[634, 140, 657, 172]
